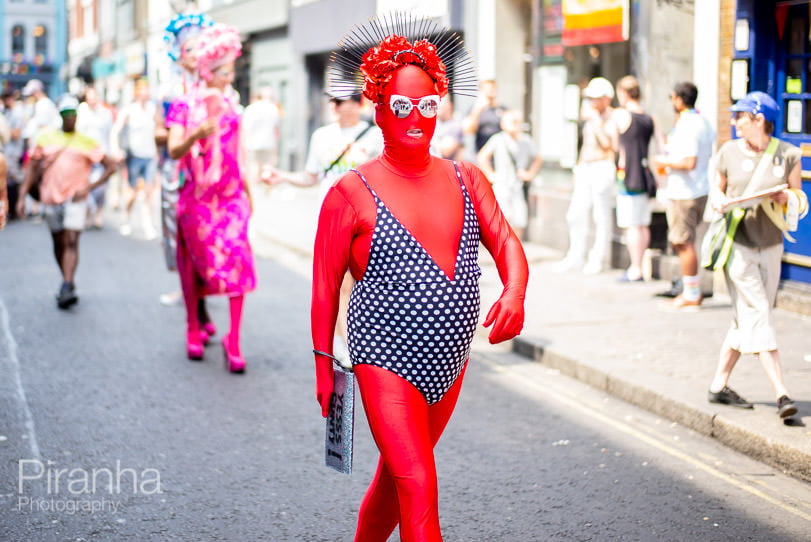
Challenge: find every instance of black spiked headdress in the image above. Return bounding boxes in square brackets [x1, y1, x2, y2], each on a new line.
[328, 12, 477, 103]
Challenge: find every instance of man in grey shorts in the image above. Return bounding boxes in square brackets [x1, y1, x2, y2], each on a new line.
[653, 82, 715, 308]
[16, 96, 117, 309]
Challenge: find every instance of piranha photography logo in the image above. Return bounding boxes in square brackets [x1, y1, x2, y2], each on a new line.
[16, 459, 162, 514]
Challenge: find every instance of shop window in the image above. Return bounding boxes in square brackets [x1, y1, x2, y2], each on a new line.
[782, 5, 811, 135]
[34, 25, 48, 57]
[11, 25, 25, 55]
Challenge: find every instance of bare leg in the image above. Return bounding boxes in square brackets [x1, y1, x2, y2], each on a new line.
[758, 350, 790, 399]
[709, 340, 742, 392]
[60, 230, 81, 285]
[625, 225, 650, 279]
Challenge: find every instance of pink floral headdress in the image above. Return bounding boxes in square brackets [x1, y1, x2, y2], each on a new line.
[196, 24, 242, 82]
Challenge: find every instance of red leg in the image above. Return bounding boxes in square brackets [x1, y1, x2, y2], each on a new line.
[353, 363, 467, 542]
[228, 294, 244, 356]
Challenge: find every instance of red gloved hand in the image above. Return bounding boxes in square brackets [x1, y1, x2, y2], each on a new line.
[483, 294, 525, 344]
[314, 356, 335, 418]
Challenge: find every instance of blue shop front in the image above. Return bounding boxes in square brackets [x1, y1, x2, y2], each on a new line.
[733, 0, 811, 284]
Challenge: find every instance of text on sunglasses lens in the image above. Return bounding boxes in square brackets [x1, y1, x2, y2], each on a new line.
[389, 95, 440, 119]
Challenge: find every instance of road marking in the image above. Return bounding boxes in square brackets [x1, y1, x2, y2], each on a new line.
[0, 298, 41, 462]
[477, 356, 811, 523]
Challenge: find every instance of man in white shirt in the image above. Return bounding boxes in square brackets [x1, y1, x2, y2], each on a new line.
[77, 87, 114, 228]
[269, 92, 382, 363]
[22, 79, 60, 145]
[111, 79, 159, 239]
[241, 87, 281, 188]
[653, 81, 715, 308]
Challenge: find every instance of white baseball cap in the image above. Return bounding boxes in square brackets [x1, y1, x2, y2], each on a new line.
[583, 77, 615, 99]
[22, 79, 44, 96]
[57, 95, 80, 113]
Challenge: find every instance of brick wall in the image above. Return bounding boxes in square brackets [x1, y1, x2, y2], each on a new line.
[718, 0, 736, 144]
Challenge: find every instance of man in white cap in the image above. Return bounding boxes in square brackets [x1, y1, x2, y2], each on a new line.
[16, 95, 117, 309]
[22, 79, 59, 146]
[555, 76, 618, 274]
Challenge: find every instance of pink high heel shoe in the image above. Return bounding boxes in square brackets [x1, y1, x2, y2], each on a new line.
[203, 321, 217, 338]
[222, 334, 245, 373]
[199, 329, 210, 346]
[187, 330, 204, 361]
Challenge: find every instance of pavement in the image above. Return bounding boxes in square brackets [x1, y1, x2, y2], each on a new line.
[247, 182, 811, 483]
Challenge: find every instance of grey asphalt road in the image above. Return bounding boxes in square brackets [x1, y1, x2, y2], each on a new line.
[1, 219, 810, 542]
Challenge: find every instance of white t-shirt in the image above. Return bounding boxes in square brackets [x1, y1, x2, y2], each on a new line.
[480, 131, 538, 190]
[77, 103, 113, 153]
[664, 109, 714, 200]
[304, 121, 383, 192]
[23, 97, 60, 141]
[241, 100, 280, 151]
[120, 101, 157, 159]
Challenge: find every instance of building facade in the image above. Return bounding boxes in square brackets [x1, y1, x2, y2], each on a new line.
[1, 0, 68, 96]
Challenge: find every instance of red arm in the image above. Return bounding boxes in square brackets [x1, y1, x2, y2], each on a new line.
[311, 183, 359, 417]
[460, 161, 529, 343]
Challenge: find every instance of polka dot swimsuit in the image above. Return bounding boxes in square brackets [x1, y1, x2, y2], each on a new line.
[347, 162, 482, 405]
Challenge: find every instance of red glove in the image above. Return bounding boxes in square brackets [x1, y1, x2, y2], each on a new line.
[483, 293, 525, 344]
[314, 355, 335, 418]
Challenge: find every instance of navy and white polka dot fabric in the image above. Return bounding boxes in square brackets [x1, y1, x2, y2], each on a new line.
[347, 162, 481, 404]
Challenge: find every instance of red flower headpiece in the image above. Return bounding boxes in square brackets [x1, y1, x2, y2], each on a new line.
[328, 14, 476, 104]
[360, 35, 448, 103]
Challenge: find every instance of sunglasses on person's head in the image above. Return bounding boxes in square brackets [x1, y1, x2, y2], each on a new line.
[388, 94, 440, 119]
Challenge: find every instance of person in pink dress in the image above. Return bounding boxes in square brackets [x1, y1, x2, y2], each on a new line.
[166, 24, 256, 373]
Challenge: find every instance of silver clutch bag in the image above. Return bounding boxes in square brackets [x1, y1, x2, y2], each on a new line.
[325, 365, 355, 474]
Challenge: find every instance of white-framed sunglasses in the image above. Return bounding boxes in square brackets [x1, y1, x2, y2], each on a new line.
[389, 94, 440, 119]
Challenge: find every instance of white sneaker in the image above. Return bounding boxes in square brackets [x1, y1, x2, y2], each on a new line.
[159, 290, 183, 306]
[119, 224, 132, 236]
[551, 258, 583, 273]
[583, 262, 604, 275]
[143, 226, 158, 241]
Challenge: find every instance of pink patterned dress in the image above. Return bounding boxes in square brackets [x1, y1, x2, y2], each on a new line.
[166, 90, 257, 296]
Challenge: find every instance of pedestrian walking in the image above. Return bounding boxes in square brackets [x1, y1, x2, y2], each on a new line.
[652, 82, 715, 307]
[614, 75, 658, 282]
[14, 95, 116, 308]
[463, 79, 507, 153]
[430, 96, 464, 160]
[476, 109, 543, 240]
[311, 21, 528, 541]
[241, 86, 280, 189]
[22, 79, 60, 143]
[112, 79, 159, 239]
[272, 92, 383, 196]
[166, 24, 256, 373]
[269, 89, 383, 363]
[2, 90, 26, 220]
[77, 87, 114, 229]
[706, 91, 808, 419]
[554, 77, 617, 274]
[156, 11, 214, 319]
[0, 151, 7, 231]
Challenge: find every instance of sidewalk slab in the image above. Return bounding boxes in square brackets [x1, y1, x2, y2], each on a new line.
[512, 262, 811, 483]
[249, 187, 811, 483]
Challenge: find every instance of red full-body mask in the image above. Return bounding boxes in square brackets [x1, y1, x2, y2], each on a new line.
[375, 64, 438, 170]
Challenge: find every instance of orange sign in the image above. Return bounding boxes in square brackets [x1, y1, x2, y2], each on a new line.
[562, 0, 628, 46]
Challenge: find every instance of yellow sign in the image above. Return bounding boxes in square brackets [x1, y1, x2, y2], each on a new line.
[786, 78, 802, 94]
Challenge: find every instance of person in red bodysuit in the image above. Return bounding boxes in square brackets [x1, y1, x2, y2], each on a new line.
[311, 33, 528, 542]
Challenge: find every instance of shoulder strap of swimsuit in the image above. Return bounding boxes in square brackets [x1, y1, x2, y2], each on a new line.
[350, 168, 380, 201]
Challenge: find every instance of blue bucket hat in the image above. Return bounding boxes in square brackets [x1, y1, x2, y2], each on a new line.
[729, 91, 779, 123]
